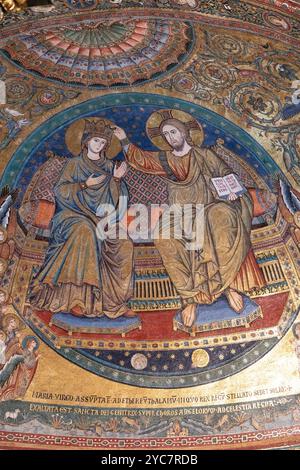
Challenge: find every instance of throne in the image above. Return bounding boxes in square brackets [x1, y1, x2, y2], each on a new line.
[4, 139, 298, 339]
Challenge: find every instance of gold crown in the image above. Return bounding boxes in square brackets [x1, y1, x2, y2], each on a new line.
[66, 118, 122, 158]
[82, 119, 114, 142]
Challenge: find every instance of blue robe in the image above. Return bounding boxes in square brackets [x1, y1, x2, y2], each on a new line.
[30, 152, 134, 318]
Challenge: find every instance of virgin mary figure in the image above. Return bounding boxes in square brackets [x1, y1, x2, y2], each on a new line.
[30, 118, 135, 319]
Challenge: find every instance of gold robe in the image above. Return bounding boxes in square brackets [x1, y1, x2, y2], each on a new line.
[124, 143, 264, 305]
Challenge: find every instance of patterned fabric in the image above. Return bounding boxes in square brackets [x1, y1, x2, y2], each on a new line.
[124, 167, 168, 205]
[29, 157, 67, 203]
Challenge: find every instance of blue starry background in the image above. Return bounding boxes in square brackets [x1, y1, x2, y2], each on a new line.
[79, 341, 257, 376]
[1, 93, 284, 207]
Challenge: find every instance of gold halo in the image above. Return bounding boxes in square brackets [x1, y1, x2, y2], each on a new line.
[65, 118, 122, 159]
[146, 109, 204, 151]
[2, 311, 22, 330]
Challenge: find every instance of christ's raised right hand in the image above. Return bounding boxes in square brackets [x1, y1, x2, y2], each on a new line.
[113, 126, 127, 141]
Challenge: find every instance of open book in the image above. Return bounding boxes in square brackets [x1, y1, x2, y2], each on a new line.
[211, 173, 247, 200]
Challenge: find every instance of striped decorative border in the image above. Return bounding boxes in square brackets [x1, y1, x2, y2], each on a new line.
[0, 425, 300, 450]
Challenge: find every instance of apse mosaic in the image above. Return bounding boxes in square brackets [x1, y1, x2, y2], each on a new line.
[1, 92, 294, 388]
[0, 0, 300, 451]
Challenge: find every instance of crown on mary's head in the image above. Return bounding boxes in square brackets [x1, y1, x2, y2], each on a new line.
[82, 119, 114, 141]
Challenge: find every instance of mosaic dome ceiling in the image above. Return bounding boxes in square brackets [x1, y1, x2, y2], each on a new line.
[1, 18, 194, 87]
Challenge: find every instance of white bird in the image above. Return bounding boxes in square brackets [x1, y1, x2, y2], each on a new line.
[4, 108, 24, 117]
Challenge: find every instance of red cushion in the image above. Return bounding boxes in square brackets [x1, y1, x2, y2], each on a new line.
[248, 188, 277, 217]
[33, 200, 56, 229]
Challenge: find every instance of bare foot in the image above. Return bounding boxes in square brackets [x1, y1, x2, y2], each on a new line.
[225, 289, 244, 313]
[181, 304, 197, 327]
[71, 305, 85, 317]
[123, 309, 137, 318]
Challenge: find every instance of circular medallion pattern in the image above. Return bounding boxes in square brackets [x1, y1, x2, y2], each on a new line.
[37, 89, 61, 107]
[263, 11, 292, 31]
[206, 34, 246, 60]
[230, 83, 282, 124]
[192, 60, 236, 89]
[5, 77, 32, 103]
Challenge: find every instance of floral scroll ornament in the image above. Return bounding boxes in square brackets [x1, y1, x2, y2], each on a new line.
[158, 72, 212, 102]
[205, 33, 246, 61]
[255, 51, 300, 92]
[189, 59, 237, 90]
[230, 83, 282, 126]
[157, 54, 237, 104]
